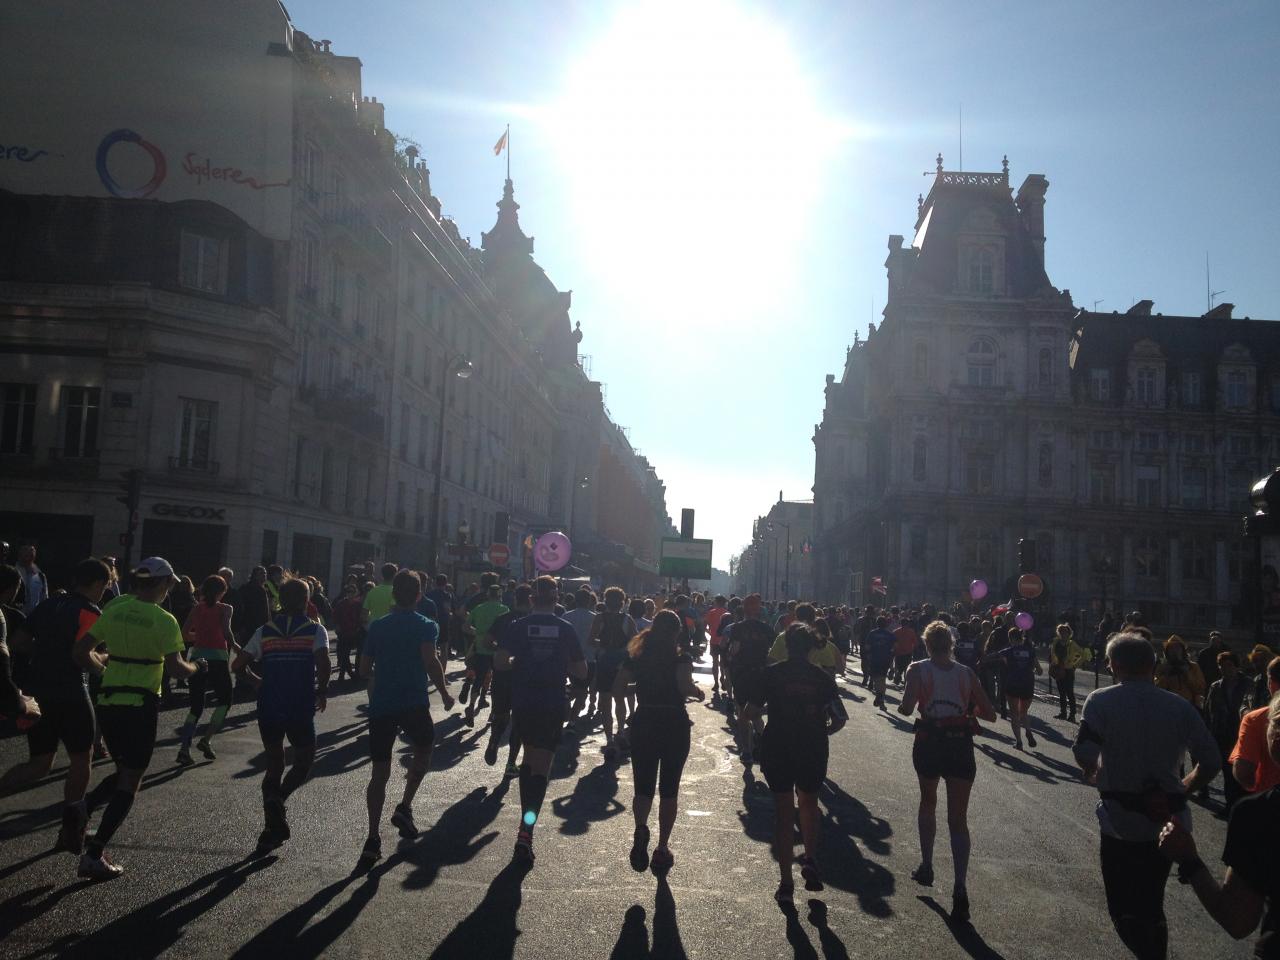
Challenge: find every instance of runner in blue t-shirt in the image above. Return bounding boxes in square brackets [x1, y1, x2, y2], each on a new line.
[232, 578, 330, 852]
[356, 570, 453, 868]
[984, 628, 1042, 750]
[495, 575, 587, 865]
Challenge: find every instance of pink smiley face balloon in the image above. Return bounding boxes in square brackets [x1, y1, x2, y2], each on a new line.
[534, 531, 572, 572]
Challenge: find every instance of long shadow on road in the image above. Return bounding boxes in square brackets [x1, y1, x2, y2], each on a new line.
[428, 860, 531, 960]
[818, 779, 894, 917]
[918, 895, 1009, 960]
[608, 876, 687, 960]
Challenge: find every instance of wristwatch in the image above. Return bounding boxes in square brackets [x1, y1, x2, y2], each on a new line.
[1177, 857, 1206, 884]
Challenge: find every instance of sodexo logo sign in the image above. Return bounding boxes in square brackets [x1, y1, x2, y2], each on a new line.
[95, 128, 166, 199]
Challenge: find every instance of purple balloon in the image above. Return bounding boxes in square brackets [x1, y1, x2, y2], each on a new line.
[533, 531, 572, 572]
[1014, 611, 1034, 632]
[969, 579, 988, 601]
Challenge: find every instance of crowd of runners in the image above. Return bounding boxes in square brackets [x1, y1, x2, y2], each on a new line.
[1, 546, 1277, 959]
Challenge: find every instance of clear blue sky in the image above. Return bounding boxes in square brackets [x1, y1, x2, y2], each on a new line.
[286, 0, 1280, 568]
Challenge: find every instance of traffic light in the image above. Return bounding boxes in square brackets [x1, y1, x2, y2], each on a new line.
[1018, 538, 1037, 573]
[681, 508, 695, 540]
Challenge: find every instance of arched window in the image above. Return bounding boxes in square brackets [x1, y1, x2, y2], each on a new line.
[912, 437, 927, 482]
[967, 338, 996, 387]
[1038, 348, 1052, 387]
[913, 342, 928, 380]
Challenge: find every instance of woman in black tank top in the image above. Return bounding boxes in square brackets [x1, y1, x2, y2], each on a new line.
[613, 610, 703, 874]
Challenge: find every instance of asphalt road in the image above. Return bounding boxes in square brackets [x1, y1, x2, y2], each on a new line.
[0, 652, 1253, 960]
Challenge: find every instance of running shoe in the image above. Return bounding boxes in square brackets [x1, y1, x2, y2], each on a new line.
[358, 835, 382, 868]
[77, 852, 123, 880]
[910, 863, 934, 886]
[1014, 740, 1024, 751]
[391, 803, 419, 839]
[629, 824, 651, 872]
[465, 706, 476, 728]
[603, 743, 617, 762]
[92, 742, 109, 762]
[797, 854, 823, 892]
[264, 795, 290, 840]
[1026, 730, 1037, 748]
[477, 697, 489, 710]
[650, 847, 674, 873]
[484, 741, 499, 766]
[197, 737, 216, 760]
[503, 762, 519, 779]
[774, 881, 794, 904]
[175, 747, 194, 767]
[513, 830, 535, 865]
[740, 747, 753, 767]
[952, 890, 971, 924]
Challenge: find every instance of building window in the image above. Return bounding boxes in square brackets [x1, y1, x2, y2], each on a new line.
[1135, 367, 1157, 405]
[261, 529, 279, 566]
[1184, 434, 1206, 454]
[1136, 431, 1160, 452]
[0, 383, 36, 454]
[320, 447, 333, 508]
[1089, 464, 1115, 505]
[1038, 348, 1052, 388]
[1135, 465, 1162, 507]
[1089, 430, 1115, 449]
[418, 414, 430, 468]
[909, 527, 927, 562]
[1227, 435, 1252, 456]
[913, 342, 928, 380]
[1088, 368, 1111, 401]
[1135, 533, 1165, 579]
[965, 452, 995, 493]
[176, 398, 216, 468]
[329, 257, 345, 317]
[1038, 442, 1053, 488]
[961, 530, 996, 569]
[179, 230, 227, 294]
[302, 140, 321, 190]
[965, 247, 995, 294]
[966, 338, 996, 387]
[1181, 534, 1210, 581]
[399, 403, 410, 460]
[60, 386, 100, 458]
[1225, 370, 1250, 408]
[1181, 371, 1202, 407]
[912, 437, 927, 482]
[1182, 466, 1207, 507]
[299, 231, 319, 297]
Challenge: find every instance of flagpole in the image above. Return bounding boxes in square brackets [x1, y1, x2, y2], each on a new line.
[505, 123, 510, 181]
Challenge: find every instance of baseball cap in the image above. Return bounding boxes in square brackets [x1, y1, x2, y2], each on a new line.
[132, 556, 176, 579]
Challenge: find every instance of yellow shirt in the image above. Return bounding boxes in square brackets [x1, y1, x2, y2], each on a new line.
[94, 595, 184, 707]
[363, 584, 395, 623]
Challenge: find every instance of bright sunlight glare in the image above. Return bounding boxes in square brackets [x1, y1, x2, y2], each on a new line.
[547, 1, 842, 332]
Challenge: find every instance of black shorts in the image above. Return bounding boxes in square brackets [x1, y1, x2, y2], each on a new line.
[97, 700, 159, 770]
[1004, 682, 1034, 702]
[761, 732, 827, 794]
[468, 653, 495, 682]
[593, 651, 627, 694]
[912, 729, 977, 781]
[28, 691, 96, 756]
[893, 654, 912, 673]
[257, 715, 316, 750]
[733, 668, 764, 708]
[511, 706, 565, 751]
[490, 670, 513, 715]
[709, 644, 723, 663]
[571, 661, 596, 694]
[368, 705, 435, 761]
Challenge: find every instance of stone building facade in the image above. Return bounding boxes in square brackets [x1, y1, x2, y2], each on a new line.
[812, 157, 1279, 635]
[0, 2, 671, 589]
[733, 497, 814, 601]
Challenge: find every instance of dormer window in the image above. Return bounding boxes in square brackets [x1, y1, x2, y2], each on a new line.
[966, 248, 994, 293]
[966, 338, 996, 387]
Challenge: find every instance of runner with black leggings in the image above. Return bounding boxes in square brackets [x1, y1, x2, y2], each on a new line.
[177, 575, 239, 765]
[613, 610, 703, 873]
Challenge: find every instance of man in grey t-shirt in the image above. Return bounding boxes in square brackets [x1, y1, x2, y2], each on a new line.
[563, 589, 597, 721]
[1073, 632, 1220, 960]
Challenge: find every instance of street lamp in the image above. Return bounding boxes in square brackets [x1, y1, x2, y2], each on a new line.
[768, 520, 792, 598]
[427, 356, 473, 571]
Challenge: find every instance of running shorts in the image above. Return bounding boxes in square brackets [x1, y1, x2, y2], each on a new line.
[489, 670, 513, 715]
[467, 653, 495, 682]
[912, 728, 977, 781]
[761, 732, 828, 794]
[257, 714, 316, 749]
[97, 700, 159, 770]
[733, 668, 764, 709]
[593, 650, 627, 694]
[1004, 681, 1034, 702]
[27, 690, 96, 756]
[368, 705, 435, 761]
[511, 706, 565, 751]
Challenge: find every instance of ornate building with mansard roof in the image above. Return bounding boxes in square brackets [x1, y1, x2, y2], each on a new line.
[812, 156, 1280, 636]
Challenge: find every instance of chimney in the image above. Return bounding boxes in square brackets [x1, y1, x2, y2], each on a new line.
[1203, 302, 1234, 319]
[1126, 300, 1154, 316]
[1015, 174, 1049, 264]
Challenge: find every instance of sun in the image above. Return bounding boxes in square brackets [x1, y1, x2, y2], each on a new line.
[547, 0, 839, 333]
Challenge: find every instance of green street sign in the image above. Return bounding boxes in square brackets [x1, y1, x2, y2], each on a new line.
[660, 537, 713, 580]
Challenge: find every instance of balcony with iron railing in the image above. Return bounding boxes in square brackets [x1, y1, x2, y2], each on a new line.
[299, 379, 385, 435]
[168, 456, 220, 476]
